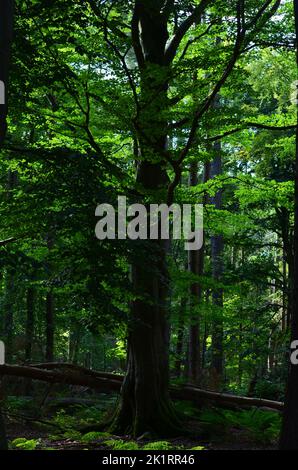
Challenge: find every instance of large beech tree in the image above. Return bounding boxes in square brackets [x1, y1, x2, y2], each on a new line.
[103, 0, 283, 435]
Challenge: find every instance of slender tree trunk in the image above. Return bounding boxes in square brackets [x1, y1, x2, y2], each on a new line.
[175, 298, 186, 377]
[0, 0, 14, 450]
[68, 324, 81, 364]
[187, 161, 210, 383]
[45, 233, 55, 362]
[201, 164, 211, 376]
[0, 412, 7, 451]
[278, 208, 293, 329]
[210, 138, 224, 388]
[25, 287, 34, 362]
[209, 40, 224, 389]
[282, 248, 288, 332]
[202, 289, 211, 372]
[287, 247, 294, 329]
[188, 162, 202, 384]
[24, 287, 34, 394]
[45, 291, 54, 362]
[238, 322, 243, 387]
[3, 167, 18, 363]
[4, 270, 14, 363]
[279, 0, 298, 449]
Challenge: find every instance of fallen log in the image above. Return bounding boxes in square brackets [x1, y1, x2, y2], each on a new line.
[29, 362, 123, 382]
[0, 364, 121, 393]
[0, 364, 284, 412]
[171, 385, 284, 412]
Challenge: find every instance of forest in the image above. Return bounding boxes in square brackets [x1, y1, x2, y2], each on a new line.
[0, 0, 298, 454]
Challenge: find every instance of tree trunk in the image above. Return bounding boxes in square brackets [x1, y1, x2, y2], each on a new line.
[175, 298, 186, 377]
[45, 291, 54, 362]
[0, 412, 7, 451]
[187, 161, 209, 384]
[187, 162, 202, 384]
[25, 287, 35, 362]
[201, 164, 211, 375]
[23, 286, 35, 394]
[210, 138, 224, 388]
[0, 0, 14, 450]
[111, 1, 181, 437]
[68, 324, 81, 364]
[282, 248, 288, 332]
[279, 0, 298, 449]
[277, 208, 293, 329]
[4, 270, 14, 363]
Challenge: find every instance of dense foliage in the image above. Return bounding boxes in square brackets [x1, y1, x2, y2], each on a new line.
[0, 0, 297, 450]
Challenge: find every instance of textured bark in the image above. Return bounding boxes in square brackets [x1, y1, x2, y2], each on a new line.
[279, 0, 298, 449]
[111, 1, 181, 437]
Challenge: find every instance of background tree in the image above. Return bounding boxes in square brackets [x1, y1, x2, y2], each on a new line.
[279, 0, 298, 450]
[0, 0, 14, 451]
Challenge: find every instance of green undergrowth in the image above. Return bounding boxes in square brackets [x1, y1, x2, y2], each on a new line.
[175, 400, 281, 445]
[7, 395, 281, 449]
[10, 436, 204, 451]
[10, 438, 40, 450]
[201, 408, 281, 444]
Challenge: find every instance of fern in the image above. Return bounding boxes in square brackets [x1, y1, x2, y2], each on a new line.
[81, 431, 111, 442]
[142, 441, 173, 450]
[103, 439, 139, 450]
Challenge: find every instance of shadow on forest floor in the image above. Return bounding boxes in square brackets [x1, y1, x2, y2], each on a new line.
[4, 393, 280, 451]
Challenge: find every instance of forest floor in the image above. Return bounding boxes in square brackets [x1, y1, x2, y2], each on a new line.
[3, 391, 280, 451]
[6, 422, 277, 450]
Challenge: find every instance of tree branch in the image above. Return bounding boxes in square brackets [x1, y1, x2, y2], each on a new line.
[246, 0, 280, 30]
[165, 0, 213, 64]
[131, 3, 145, 68]
[207, 122, 297, 142]
[178, 20, 217, 63]
[177, 1, 246, 165]
[176, 0, 283, 164]
[0, 237, 17, 247]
